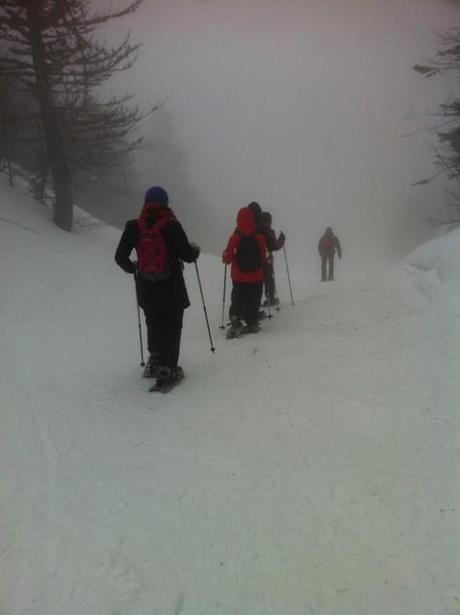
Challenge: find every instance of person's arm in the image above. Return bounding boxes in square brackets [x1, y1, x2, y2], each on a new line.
[222, 233, 237, 264]
[273, 231, 285, 251]
[335, 237, 342, 258]
[115, 222, 137, 273]
[263, 228, 277, 252]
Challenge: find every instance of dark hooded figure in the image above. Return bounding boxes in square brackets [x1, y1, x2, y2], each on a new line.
[260, 211, 285, 306]
[115, 186, 200, 389]
[318, 227, 341, 281]
[248, 201, 263, 229]
[222, 206, 267, 336]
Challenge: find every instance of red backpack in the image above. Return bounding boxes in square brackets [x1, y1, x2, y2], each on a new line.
[136, 216, 171, 280]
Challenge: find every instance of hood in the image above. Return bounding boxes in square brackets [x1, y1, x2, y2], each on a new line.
[236, 207, 256, 236]
[139, 202, 174, 226]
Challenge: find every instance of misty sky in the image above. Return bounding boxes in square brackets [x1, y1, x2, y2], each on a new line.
[99, 0, 459, 263]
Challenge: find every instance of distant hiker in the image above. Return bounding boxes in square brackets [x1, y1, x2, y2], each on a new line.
[115, 186, 200, 391]
[318, 227, 341, 281]
[222, 206, 267, 337]
[260, 211, 285, 306]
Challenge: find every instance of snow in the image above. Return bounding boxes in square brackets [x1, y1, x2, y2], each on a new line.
[1, 180, 459, 614]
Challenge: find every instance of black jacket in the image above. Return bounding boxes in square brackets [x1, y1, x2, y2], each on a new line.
[115, 216, 199, 314]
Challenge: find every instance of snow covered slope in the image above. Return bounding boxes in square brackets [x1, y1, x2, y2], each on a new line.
[1, 180, 458, 615]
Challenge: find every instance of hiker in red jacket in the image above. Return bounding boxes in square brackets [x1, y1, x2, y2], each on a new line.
[222, 206, 267, 337]
[318, 227, 342, 281]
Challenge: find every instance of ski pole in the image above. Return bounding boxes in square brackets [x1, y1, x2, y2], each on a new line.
[220, 264, 228, 330]
[194, 262, 216, 353]
[283, 244, 295, 305]
[273, 262, 280, 312]
[134, 279, 145, 367]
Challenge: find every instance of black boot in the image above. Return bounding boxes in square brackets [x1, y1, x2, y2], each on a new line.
[143, 353, 160, 378]
[154, 366, 184, 391]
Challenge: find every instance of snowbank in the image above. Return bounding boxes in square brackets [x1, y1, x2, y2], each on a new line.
[404, 227, 460, 314]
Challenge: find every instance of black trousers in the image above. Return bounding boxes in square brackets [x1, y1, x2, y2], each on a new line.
[321, 255, 334, 281]
[264, 261, 276, 302]
[229, 281, 263, 327]
[143, 307, 184, 368]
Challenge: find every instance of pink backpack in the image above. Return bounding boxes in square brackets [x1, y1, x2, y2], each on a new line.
[136, 217, 171, 280]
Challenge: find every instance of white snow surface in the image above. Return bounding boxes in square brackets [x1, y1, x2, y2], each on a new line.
[1, 180, 459, 615]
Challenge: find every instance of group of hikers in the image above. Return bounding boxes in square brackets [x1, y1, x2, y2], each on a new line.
[115, 186, 342, 392]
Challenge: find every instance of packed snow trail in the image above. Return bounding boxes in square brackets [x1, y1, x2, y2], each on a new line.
[1, 181, 458, 614]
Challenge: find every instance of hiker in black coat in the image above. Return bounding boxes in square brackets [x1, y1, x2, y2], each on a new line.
[248, 202, 285, 307]
[318, 227, 341, 281]
[115, 186, 199, 386]
[261, 211, 285, 306]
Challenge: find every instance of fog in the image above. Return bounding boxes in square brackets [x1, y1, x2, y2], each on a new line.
[91, 0, 459, 266]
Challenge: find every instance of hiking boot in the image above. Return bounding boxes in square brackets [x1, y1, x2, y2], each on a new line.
[143, 353, 160, 378]
[151, 366, 184, 392]
[173, 366, 184, 380]
[230, 316, 244, 330]
[155, 366, 184, 390]
[226, 316, 244, 339]
[226, 325, 242, 339]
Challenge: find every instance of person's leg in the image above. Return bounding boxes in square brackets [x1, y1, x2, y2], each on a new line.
[154, 308, 185, 387]
[137, 280, 161, 377]
[166, 309, 184, 368]
[155, 308, 184, 368]
[321, 256, 327, 281]
[328, 256, 334, 281]
[144, 310, 157, 354]
[229, 283, 244, 326]
[265, 262, 275, 303]
[246, 282, 263, 328]
[239, 283, 251, 325]
[143, 306, 160, 377]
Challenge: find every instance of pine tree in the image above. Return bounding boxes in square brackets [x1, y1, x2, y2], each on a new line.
[0, 0, 146, 231]
[413, 28, 460, 224]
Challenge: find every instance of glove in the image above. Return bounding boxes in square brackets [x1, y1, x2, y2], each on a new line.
[190, 242, 201, 261]
[279, 232, 286, 247]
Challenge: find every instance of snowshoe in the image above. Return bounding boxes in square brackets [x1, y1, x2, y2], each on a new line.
[149, 366, 184, 393]
[226, 317, 244, 339]
[143, 353, 160, 378]
[226, 325, 242, 339]
[241, 323, 260, 334]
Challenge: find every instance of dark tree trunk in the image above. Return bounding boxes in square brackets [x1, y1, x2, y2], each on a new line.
[26, 1, 74, 231]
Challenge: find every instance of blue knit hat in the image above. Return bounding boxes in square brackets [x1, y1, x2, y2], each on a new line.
[144, 186, 169, 207]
